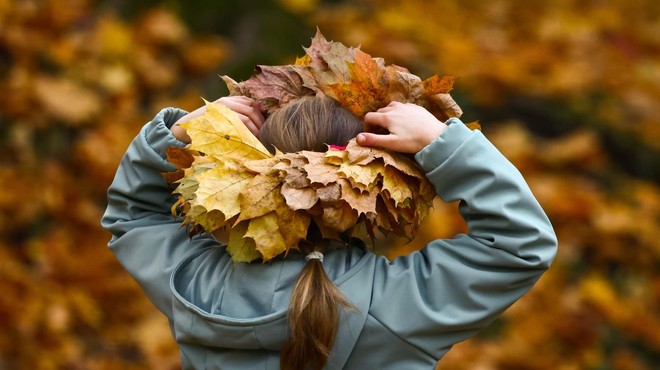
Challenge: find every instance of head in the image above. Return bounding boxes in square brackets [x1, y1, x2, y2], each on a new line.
[258, 95, 359, 370]
[258, 94, 362, 153]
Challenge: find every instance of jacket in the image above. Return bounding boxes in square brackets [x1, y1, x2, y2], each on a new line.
[101, 107, 557, 369]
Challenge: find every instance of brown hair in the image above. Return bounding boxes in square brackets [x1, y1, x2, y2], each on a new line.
[258, 95, 363, 154]
[259, 95, 361, 370]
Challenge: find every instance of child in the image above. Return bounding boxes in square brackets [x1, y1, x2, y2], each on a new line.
[102, 94, 557, 369]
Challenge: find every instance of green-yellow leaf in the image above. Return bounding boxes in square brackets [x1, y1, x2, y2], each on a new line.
[245, 212, 286, 262]
[227, 221, 260, 263]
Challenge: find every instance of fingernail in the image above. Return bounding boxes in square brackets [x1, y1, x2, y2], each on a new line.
[357, 134, 365, 144]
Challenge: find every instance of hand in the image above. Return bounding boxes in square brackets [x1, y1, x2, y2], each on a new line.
[171, 96, 265, 144]
[357, 102, 447, 153]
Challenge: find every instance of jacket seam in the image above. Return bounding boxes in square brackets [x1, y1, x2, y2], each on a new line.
[367, 312, 438, 361]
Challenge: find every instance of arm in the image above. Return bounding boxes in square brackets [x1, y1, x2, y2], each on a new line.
[101, 107, 218, 319]
[101, 97, 265, 319]
[361, 103, 558, 358]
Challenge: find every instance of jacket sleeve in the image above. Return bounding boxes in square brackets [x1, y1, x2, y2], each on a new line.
[369, 118, 558, 358]
[101, 108, 220, 319]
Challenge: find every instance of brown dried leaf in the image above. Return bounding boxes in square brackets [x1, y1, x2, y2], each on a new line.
[281, 183, 318, 210]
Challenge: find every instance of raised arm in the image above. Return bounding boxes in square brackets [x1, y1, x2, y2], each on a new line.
[101, 97, 264, 318]
[361, 102, 558, 359]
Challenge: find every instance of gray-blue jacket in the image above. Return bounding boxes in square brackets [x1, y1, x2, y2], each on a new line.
[101, 108, 557, 369]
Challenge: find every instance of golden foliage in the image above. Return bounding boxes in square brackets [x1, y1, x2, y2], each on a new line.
[223, 30, 463, 121]
[167, 101, 435, 262]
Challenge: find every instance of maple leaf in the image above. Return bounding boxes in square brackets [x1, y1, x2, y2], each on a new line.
[315, 182, 341, 204]
[338, 178, 377, 215]
[275, 207, 310, 252]
[281, 183, 319, 210]
[320, 201, 359, 233]
[245, 212, 286, 261]
[227, 221, 261, 263]
[180, 100, 271, 160]
[382, 165, 414, 206]
[162, 147, 195, 183]
[385, 67, 424, 103]
[221, 29, 465, 124]
[224, 65, 317, 114]
[236, 174, 286, 223]
[320, 50, 390, 118]
[323, 147, 346, 165]
[302, 151, 341, 186]
[193, 163, 253, 221]
[423, 75, 455, 95]
[168, 31, 450, 263]
[303, 29, 335, 71]
[244, 156, 290, 175]
[338, 159, 383, 191]
[430, 93, 463, 118]
[344, 139, 426, 180]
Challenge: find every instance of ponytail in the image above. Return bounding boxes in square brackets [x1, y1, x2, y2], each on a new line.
[280, 247, 354, 370]
[261, 96, 362, 369]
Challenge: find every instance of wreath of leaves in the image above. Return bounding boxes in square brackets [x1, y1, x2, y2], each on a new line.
[164, 30, 469, 263]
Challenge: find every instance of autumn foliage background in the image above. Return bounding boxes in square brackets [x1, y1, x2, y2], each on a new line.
[0, 0, 658, 369]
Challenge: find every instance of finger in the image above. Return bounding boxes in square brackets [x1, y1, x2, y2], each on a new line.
[363, 111, 388, 128]
[223, 99, 265, 129]
[363, 121, 389, 135]
[218, 95, 253, 105]
[356, 132, 397, 149]
[235, 113, 260, 136]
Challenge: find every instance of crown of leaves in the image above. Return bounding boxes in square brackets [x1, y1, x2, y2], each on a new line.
[164, 30, 466, 263]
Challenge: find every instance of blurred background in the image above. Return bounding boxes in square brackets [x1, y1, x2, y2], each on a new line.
[0, 0, 658, 369]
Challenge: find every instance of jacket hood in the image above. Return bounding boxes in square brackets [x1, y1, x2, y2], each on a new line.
[169, 239, 375, 367]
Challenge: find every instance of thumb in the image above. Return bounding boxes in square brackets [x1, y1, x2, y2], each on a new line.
[356, 132, 395, 149]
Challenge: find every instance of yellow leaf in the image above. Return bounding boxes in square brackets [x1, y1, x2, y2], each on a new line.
[294, 54, 311, 66]
[338, 178, 377, 215]
[227, 221, 260, 263]
[382, 165, 413, 206]
[323, 147, 347, 165]
[181, 100, 271, 160]
[194, 163, 253, 221]
[422, 75, 455, 95]
[184, 206, 225, 233]
[338, 160, 383, 191]
[245, 212, 286, 261]
[275, 208, 310, 251]
[236, 174, 285, 222]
